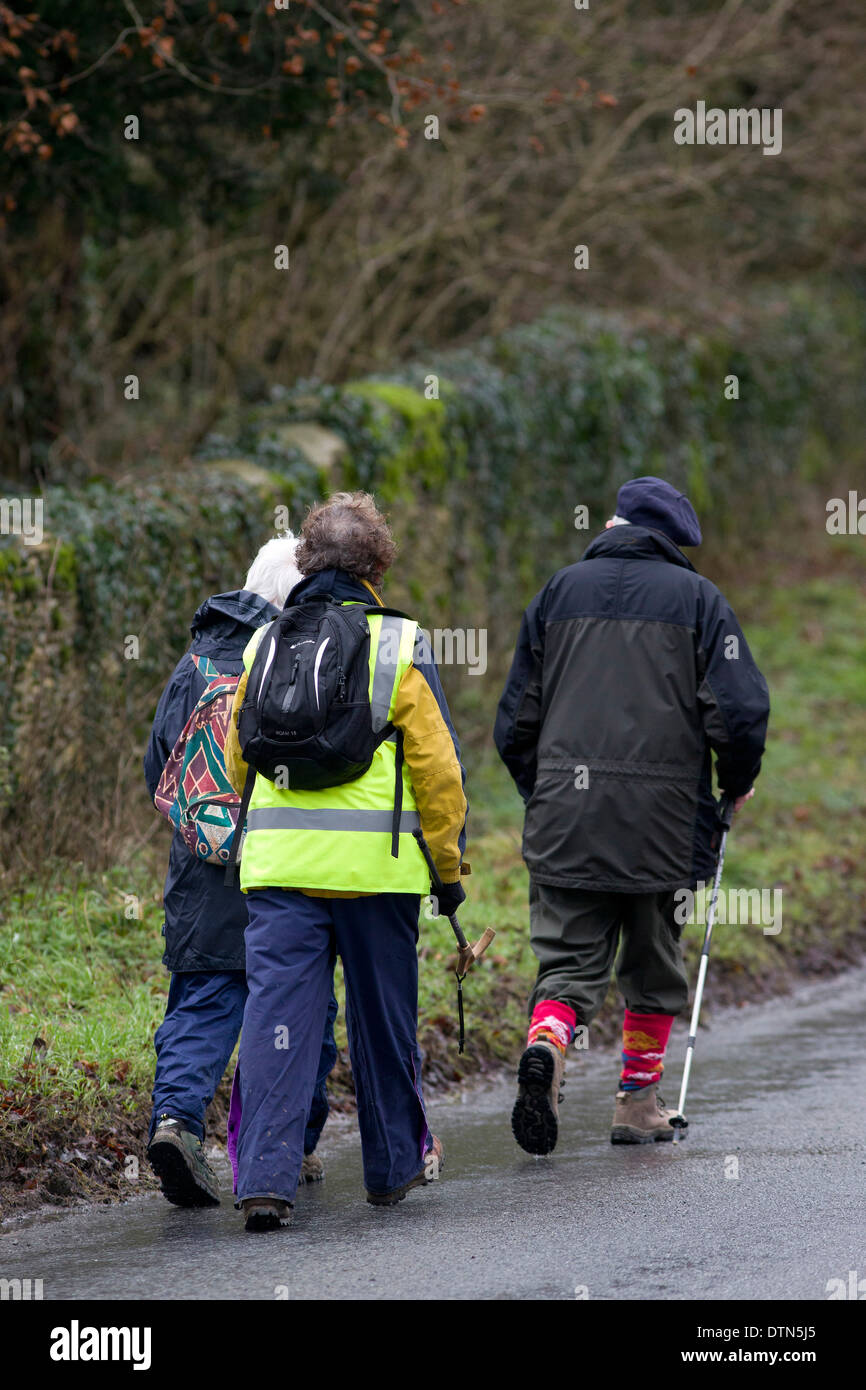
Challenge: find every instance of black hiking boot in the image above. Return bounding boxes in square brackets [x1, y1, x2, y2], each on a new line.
[147, 1115, 221, 1207]
[511, 1042, 565, 1156]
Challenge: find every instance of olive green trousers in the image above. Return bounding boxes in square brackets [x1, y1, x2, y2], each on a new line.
[528, 880, 690, 1023]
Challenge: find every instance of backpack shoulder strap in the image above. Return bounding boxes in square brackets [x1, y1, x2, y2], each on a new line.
[361, 604, 413, 620]
[224, 764, 256, 888]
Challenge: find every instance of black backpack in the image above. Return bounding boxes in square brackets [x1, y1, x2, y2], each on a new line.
[225, 595, 411, 883]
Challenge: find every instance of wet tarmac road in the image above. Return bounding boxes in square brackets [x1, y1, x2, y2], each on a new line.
[3, 967, 864, 1300]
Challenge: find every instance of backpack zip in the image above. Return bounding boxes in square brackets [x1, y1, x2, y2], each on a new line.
[280, 657, 301, 714]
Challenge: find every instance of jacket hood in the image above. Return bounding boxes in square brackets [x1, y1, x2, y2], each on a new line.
[189, 589, 280, 652]
[287, 568, 383, 607]
[580, 525, 697, 572]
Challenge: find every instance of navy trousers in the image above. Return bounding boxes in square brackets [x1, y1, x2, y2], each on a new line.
[150, 969, 338, 1153]
[236, 889, 429, 1202]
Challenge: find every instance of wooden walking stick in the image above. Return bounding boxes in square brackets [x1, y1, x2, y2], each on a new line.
[412, 827, 495, 1052]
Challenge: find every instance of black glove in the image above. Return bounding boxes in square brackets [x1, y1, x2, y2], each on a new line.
[432, 879, 465, 918]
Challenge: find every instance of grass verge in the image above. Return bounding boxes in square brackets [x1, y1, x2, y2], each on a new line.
[2, 559, 864, 1218]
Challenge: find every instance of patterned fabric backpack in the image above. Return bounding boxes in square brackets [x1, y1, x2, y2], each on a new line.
[154, 654, 242, 867]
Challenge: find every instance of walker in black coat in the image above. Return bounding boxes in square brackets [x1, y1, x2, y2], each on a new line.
[495, 526, 770, 892]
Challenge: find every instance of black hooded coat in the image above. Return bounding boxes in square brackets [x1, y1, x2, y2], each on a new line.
[494, 526, 770, 892]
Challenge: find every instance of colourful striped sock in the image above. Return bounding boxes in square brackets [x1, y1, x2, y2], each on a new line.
[528, 999, 577, 1056]
[620, 1009, 674, 1090]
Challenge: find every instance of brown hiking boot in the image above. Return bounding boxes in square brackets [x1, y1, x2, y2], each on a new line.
[366, 1135, 444, 1206]
[299, 1152, 324, 1184]
[242, 1198, 294, 1232]
[610, 1083, 682, 1144]
[511, 1041, 566, 1155]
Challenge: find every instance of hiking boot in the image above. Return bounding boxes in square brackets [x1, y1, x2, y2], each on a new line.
[242, 1198, 294, 1232]
[610, 1083, 682, 1144]
[299, 1152, 324, 1184]
[511, 1041, 565, 1155]
[147, 1115, 220, 1207]
[366, 1135, 444, 1206]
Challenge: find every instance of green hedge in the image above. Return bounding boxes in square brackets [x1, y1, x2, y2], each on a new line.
[0, 462, 320, 869]
[227, 290, 862, 641]
[0, 291, 861, 869]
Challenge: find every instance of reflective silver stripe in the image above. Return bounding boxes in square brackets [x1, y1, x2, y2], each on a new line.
[413, 628, 434, 665]
[253, 629, 277, 706]
[246, 808, 420, 833]
[313, 635, 330, 709]
[370, 616, 404, 732]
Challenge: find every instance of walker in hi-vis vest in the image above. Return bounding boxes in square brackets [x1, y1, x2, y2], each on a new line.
[225, 592, 493, 1050]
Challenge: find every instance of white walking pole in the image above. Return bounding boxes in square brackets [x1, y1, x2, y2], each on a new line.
[671, 796, 736, 1143]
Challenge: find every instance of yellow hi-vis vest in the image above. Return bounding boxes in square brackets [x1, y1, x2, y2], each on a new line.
[238, 606, 429, 894]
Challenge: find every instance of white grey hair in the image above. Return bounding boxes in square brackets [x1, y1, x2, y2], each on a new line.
[607, 514, 631, 526]
[244, 534, 302, 608]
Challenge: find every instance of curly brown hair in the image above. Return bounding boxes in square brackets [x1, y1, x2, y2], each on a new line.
[295, 491, 397, 585]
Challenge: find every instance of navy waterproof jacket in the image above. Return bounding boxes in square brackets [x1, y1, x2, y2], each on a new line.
[144, 589, 279, 971]
[494, 526, 770, 893]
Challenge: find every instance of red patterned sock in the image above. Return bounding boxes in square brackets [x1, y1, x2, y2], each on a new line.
[620, 1010, 675, 1090]
[527, 999, 577, 1056]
